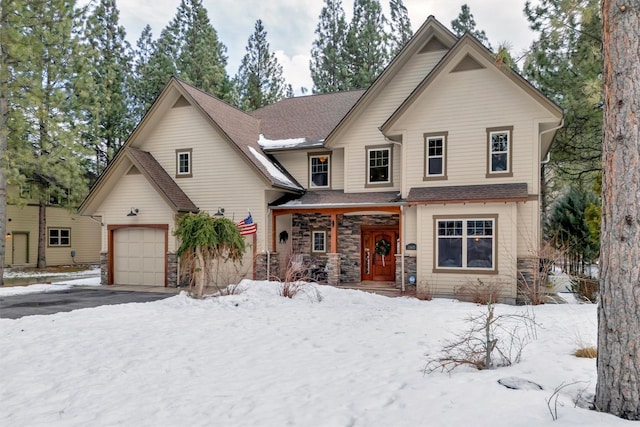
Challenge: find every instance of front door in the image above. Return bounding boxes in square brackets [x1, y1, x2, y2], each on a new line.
[361, 228, 397, 281]
[12, 232, 29, 265]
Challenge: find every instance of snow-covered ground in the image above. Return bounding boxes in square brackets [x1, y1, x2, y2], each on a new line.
[0, 271, 100, 296]
[0, 279, 631, 427]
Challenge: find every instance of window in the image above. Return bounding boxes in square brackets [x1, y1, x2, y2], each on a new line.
[311, 230, 326, 253]
[48, 228, 70, 247]
[20, 185, 31, 199]
[436, 218, 495, 270]
[49, 189, 70, 206]
[487, 127, 513, 176]
[366, 145, 392, 186]
[176, 149, 192, 177]
[424, 132, 448, 180]
[309, 154, 330, 188]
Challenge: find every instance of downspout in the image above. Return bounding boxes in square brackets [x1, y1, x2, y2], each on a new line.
[266, 208, 271, 280]
[400, 204, 405, 293]
[538, 119, 564, 244]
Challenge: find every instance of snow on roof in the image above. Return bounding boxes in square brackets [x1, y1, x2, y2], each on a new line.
[248, 146, 299, 189]
[257, 134, 308, 150]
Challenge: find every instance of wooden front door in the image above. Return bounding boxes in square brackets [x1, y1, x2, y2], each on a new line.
[361, 228, 397, 281]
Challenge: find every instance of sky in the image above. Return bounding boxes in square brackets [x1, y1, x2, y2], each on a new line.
[2, 275, 634, 426]
[91, 0, 539, 94]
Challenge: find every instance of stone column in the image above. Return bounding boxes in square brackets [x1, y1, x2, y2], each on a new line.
[167, 252, 179, 287]
[254, 253, 281, 281]
[100, 252, 108, 285]
[326, 253, 341, 286]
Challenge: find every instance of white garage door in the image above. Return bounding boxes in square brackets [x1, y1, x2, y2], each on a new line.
[114, 228, 165, 286]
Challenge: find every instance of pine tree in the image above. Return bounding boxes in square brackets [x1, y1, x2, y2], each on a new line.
[450, 4, 492, 49]
[159, 0, 231, 100]
[9, 0, 92, 268]
[129, 25, 160, 122]
[83, 0, 133, 176]
[344, 0, 389, 89]
[596, 0, 640, 419]
[0, 0, 32, 284]
[388, 0, 412, 56]
[235, 19, 288, 111]
[523, 0, 602, 188]
[310, 0, 350, 93]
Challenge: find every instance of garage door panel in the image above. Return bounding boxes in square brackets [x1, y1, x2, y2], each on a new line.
[114, 227, 165, 286]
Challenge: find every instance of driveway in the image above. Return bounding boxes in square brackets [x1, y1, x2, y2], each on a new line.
[0, 287, 178, 319]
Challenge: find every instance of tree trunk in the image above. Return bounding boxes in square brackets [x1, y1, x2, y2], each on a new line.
[595, 0, 640, 419]
[37, 201, 46, 268]
[0, 0, 10, 285]
[194, 246, 205, 299]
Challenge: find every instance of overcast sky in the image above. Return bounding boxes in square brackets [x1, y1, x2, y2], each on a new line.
[96, 0, 539, 93]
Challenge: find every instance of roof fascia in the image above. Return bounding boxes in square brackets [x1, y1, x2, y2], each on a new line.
[324, 16, 457, 147]
[381, 34, 563, 135]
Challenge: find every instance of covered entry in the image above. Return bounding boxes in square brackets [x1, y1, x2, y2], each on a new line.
[361, 227, 397, 281]
[109, 225, 167, 286]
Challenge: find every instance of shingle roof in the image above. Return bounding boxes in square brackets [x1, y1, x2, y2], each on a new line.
[251, 90, 365, 148]
[126, 147, 199, 213]
[407, 183, 529, 204]
[270, 190, 404, 209]
[175, 79, 303, 192]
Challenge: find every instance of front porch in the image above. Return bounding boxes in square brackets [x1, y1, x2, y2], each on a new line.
[322, 280, 417, 298]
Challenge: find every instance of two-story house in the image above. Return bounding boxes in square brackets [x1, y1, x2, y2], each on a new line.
[79, 17, 562, 303]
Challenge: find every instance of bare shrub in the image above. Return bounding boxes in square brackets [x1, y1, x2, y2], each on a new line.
[270, 253, 322, 302]
[280, 281, 304, 298]
[216, 283, 246, 296]
[425, 303, 538, 373]
[574, 346, 597, 358]
[570, 276, 598, 303]
[419, 280, 433, 301]
[455, 279, 503, 304]
[518, 242, 568, 305]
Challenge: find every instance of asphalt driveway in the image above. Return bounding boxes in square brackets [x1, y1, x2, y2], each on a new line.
[0, 288, 176, 319]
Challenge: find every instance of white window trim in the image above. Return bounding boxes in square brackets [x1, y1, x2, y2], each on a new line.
[367, 146, 391, 185]
[488, 130, 510, 174]
[176, 149, 192, 177]
[436, 218, 495, 270]
[426, 135, 446, 177]
[311, 230, 327, 253]
[309, 154, 330, 189]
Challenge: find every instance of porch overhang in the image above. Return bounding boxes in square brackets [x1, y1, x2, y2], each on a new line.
[269, 190, 405, 252]
[407, 183, 530, 206]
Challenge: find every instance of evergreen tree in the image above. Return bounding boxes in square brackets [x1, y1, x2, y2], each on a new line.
[159, 0, 231, 100]
[130, 25, 160, 122]
[388, 0, 412, 56]
[9, 0, 92, 268]
[83, 0, 132, 175]
[450, 4, 492, 49]
[235, 19, 288, 111]
[0, 0, 32, 283]
[344, 0, 389, 89]
[310, 0, 350, 93]
[523, 0, 602, 188]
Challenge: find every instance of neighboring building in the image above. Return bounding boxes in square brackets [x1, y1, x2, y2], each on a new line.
[79, 17, 562, 303]
[4, 186, 101, 267]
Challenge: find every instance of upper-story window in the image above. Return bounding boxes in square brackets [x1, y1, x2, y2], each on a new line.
[366, 145, 392, 187]
[424, 132, 448, 180]
[20, 184, 32, 199]
[309, 154, 330, 188]
[487, 126, 513, 177]
[176, 148, 192, 178]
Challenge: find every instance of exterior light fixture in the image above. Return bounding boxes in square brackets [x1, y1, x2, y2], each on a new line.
[214, 208, 225, 217]
[5, 232, 11, 238]
[127, 208, 139, 217]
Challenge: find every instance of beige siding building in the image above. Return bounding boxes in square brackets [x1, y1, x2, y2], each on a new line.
[79, 16, 562, 303]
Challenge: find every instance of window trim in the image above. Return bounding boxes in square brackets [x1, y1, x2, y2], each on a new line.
[432, 215, 498, 274]
[176, 148, 193, 178]
[20, 184, 32, 200]
[365, 144, 393, 188]
[486, 126, 513, 178]
[48, 227, 71, 247]
[311, 229, 327, 253]
[423, 132, 448, 181]
[308, 152, 331, 189]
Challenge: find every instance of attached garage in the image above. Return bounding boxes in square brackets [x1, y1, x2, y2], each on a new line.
[110, 226, 167, 286]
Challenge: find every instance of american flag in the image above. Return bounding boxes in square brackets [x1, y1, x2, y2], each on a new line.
[237, 213, 257, 236]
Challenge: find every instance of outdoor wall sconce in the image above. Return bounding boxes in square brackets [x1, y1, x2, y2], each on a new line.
[5, 232, 11, 238]
[127, 208, 139, 217]
[214, 207, 225, 217]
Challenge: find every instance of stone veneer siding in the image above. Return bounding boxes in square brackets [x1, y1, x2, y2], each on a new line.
[291, 213, 399, 283]
[100, 252, 108, 285]
[395, 255, 417, 287]
[255, 252, 281, 281]
[517, 256, 542, 304]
